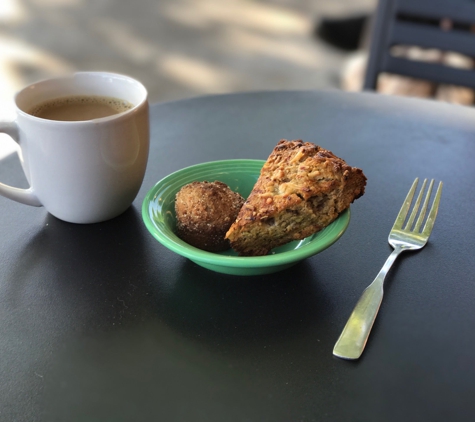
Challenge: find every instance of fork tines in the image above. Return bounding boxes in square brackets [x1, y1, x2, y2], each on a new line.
[393, 178, 443, 234]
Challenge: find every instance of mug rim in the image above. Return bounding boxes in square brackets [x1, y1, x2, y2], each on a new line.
[15, 71, 148, 125]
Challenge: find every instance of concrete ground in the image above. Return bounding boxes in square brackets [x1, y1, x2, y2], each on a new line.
[0, 0, 375, 158]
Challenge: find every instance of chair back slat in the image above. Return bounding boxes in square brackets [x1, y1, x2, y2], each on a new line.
[391, 21, 475, 58]
[397, 0, 475, 24]
[381, 55, 475, 89]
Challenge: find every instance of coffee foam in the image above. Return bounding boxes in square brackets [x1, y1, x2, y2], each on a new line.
[29, 95, 133, 117]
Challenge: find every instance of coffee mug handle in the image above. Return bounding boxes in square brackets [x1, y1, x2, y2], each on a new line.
[0, 121, 42, 206]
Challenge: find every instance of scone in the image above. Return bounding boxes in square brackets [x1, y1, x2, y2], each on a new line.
[175, 181, 245, 252]
[225, 140, 366, 256]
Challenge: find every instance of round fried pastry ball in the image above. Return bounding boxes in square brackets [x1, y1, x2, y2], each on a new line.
[175, 181, 245, 252]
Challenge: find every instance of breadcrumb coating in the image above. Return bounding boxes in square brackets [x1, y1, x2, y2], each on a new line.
[175, 181, 245, 252]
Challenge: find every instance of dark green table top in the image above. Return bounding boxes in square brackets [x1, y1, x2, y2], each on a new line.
[1, 90, 475, 422]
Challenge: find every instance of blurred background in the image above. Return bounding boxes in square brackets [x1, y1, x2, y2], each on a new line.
[0, 0, 376, 105]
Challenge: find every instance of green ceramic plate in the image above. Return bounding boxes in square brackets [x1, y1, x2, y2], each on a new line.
[142, 159, 350, 276]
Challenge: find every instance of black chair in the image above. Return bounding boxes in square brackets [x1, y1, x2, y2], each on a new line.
[363, 0, 475, 90]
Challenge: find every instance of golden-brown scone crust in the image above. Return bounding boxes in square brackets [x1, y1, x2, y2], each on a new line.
[175, 181, 245, 252]
[225, 139, 366, 256]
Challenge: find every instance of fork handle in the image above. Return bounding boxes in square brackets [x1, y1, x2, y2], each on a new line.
[333, 248, 402, 360]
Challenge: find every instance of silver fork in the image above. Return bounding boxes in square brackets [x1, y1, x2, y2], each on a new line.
[333, 178, 443, 360]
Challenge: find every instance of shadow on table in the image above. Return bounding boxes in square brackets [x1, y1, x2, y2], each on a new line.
[149, 257, 333, 352]
[1, 206, 160, 420]
[3, 203, 332, 350]
[2, 206, 154, 332]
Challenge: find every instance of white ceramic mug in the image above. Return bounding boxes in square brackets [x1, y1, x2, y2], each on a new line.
[0, 72, 149, 223]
